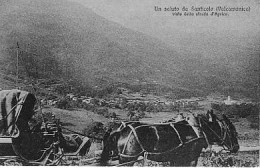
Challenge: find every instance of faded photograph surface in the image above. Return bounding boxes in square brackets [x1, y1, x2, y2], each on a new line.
[0, 0, 259, 166]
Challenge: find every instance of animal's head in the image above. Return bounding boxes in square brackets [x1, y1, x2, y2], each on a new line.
[202, 110, 239, 153]
[102, 129, 120, 156]
[206, 109, 215, 122]
[100, 129, 120, 165]
[221, 114, 239, 153]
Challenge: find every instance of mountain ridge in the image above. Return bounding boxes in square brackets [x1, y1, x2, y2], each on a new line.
[0, 0, 258, 99]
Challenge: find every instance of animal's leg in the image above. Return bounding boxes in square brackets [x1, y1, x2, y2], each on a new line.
[176, 161, 193, 167]
[152, 126, 159, 151]
[189, 158, 199, 167]
[173, 154, 195, 167]
[169, 161, 175, 166]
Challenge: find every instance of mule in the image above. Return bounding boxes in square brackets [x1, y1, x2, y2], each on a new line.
[199, 110, 239, 153]
[101, 111, 239, 166]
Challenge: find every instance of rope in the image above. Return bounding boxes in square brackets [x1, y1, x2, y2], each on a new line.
[119, 151, 145, 159]
[0, 102, 24, 122]
[127, 125, 145, 151]
[200, 118, 231, 151]
[199, 117, 210, 148]
[119, 124, 146, 159]
[117, 124, 203, 159]
[220, 121, 233, 151]
[170, 123, 183, 145]
[147, 138, 202, 156]
[0, 96, 25, 137]
[121, 129, 134, 155]
[116, 120, 193, 126]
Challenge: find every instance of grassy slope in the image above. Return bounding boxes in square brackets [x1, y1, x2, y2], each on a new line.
[42, 107, 109, 133]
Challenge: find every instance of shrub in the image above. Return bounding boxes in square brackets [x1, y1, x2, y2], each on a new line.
[94, 107, 109, 115]
[247, 115, 259, 129]
[109, 112, 117, 119]
[82, 103, 95, 111]
[82, 122, 104, 138]
[211, 103, 223, 111]
[127, 110, 145, 121]
[137, 111, 145, 118]
[127, 111, 135, 119]
[213, 103, 259, 119]
[103, 121, 121, 132]
[146, 105, 154, 112]
[201, 151, 259, 167]
[56, 98, 70, 109]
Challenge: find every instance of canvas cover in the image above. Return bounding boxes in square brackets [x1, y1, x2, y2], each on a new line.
[0, 89, 36, 137]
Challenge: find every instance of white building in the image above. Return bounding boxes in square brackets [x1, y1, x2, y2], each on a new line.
[224, 96, 237, 105]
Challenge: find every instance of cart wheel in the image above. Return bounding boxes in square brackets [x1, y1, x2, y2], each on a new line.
[12, 131, 45, 161]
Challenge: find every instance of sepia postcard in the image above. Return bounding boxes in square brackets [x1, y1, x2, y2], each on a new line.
[0, 0, 259, 166]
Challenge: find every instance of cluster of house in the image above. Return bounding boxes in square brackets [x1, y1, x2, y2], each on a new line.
[40, 99, 58, 106]
[41, 91, 202, 112]
[173, 99, 200, 109]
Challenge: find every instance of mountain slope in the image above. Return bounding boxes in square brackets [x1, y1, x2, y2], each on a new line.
[0, 0, 258, 99]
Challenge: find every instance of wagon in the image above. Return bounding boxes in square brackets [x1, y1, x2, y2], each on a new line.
[0, 89, 91, 166]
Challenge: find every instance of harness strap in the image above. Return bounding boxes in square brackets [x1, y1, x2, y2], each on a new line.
[6, 101, 25, 137]
[115, 157, 144, 167]
[217, 120, 225, 139]
[119, 150, 145, 158]
[14, 96, 27, 123]
[199, 117, 210, 148]
[120, 140, 203, 158]
[119, 124, 203, 159]
[170, 123, 183, 145]
[1, 102, 24, 122]
[200, 118, 231, 151]
[220, 121, 232, 150]
[217, 120, 225, 145]
[121, 129, 134, 155]
[120, 125, 147, 160]
[118, 121, 126, 131]
[146, 137, 202, 155]
[128, 124, 145, 151]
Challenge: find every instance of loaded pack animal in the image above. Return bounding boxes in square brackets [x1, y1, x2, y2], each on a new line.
[0, 89, 91, 165]
[101, 111, 239, 166]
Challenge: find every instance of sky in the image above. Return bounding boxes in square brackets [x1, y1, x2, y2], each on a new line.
[70, 0, 260, 47]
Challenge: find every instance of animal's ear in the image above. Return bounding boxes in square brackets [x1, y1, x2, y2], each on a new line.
[206, 110, 212, 116]
[207, 110, 214, 122]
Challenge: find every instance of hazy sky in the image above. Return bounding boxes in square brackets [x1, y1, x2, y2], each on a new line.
[71, 0, 260, 46]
